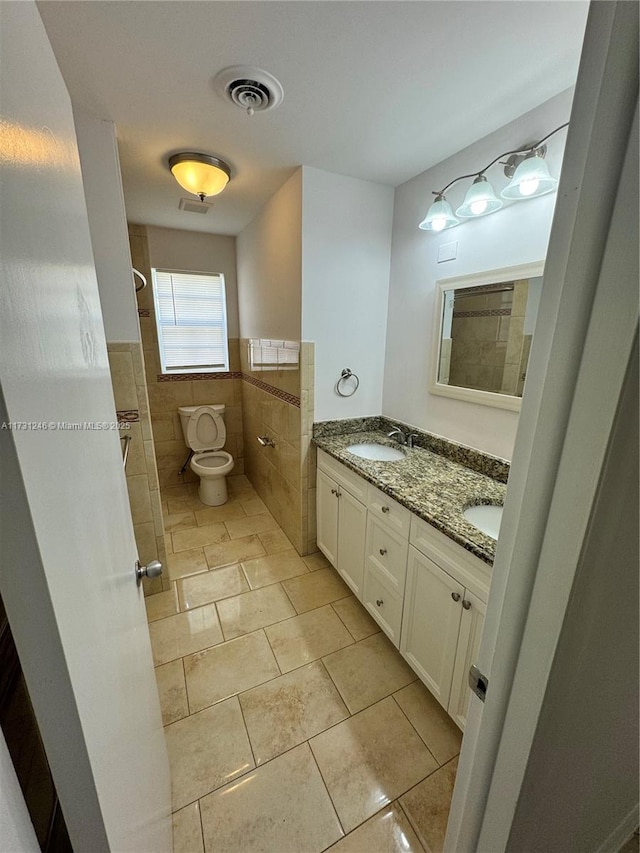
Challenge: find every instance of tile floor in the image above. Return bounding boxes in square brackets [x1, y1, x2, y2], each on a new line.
[145, 475, 463, 853]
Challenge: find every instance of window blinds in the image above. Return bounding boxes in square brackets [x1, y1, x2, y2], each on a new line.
[152, 270, 229, 373]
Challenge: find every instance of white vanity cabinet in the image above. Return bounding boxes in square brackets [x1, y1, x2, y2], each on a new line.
[401, 516, 490, 725]
[317, 452, 367, 597]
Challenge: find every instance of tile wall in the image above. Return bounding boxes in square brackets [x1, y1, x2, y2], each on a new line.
[106, 341, 168, 595]
[240, 339, 316, 555]
[128, 225, 245, 490]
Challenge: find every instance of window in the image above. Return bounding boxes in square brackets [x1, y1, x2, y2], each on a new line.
[151, 269, 229, 374]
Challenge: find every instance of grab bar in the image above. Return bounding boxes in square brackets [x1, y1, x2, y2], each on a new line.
[121, 434, 132, 469]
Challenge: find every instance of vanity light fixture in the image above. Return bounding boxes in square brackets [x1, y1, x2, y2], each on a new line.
[419, 122, 568, 231]
[168, 152, 231, 201]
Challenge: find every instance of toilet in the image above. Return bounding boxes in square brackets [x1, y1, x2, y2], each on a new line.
[178, 404, 234, 506]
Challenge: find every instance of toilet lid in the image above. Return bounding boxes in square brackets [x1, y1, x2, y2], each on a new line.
[186, 406, 226, 451]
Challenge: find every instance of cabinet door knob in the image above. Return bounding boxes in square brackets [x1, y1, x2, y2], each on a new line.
[381, 506, 390, 514]
[379, 548, 387, 556]
[462, 599, 472, 610]
[451, 592, 461, 602]
[376, 599, 384, 607]
[336, 491, 342, 498]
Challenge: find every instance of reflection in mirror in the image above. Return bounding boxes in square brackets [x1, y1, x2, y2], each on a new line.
[438, 277, 542, 397]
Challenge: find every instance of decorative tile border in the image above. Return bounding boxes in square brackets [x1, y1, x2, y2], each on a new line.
[241, 373, 300, 408]
[454, 308, 511, 318]
[116, 409, 140, 424]
[157, 371, 242, 382]
[137, 308, 151, 317]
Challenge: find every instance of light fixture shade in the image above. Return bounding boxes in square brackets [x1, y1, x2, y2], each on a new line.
[456, 175, 503, 218]
[418, 194, 459, 232]
[168, 153, 231, 200]
[501, 150, 557, 200]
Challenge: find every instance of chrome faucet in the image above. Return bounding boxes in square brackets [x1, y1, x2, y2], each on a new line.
[407, 432, 419, 449]
[387, 426, 407, 445]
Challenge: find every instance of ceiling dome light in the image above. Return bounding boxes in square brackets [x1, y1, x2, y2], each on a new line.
[501, 149, 557, 200]
[418, 194, 459, 232]
[168, 153, 231, 201]
[456, 175, 503, 218]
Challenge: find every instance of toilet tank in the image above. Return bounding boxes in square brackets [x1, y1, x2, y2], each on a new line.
[178, 404, 225, 448]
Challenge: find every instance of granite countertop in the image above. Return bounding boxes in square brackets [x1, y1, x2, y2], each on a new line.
[313, 430, 506, 565]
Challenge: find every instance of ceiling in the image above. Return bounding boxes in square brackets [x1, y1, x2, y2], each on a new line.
[39, 1, 589, 236]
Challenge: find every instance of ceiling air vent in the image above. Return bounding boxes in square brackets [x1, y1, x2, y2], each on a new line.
[179, 198, 212, 214]
[214, 66, 284, 116]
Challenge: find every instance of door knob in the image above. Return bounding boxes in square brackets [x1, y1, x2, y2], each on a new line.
[379, 548, 387, 556]
[451, 592, 461, 602]
[381, 506, 390, 514]
[376, 599, 384, 607]
[462, 599, 472, 610]
[136, 559, 163, 586]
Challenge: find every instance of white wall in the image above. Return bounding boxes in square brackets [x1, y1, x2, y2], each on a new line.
[145, 226, 239, 338]
[302, 166, 394, 421]
[383, 89, 574, 460]
[0, 729, 39, 852]
[237, 169, 302, 341]
[74, 112, 140, 343]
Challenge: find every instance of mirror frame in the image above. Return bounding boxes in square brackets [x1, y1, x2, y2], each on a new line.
[430, 260, 545, 412]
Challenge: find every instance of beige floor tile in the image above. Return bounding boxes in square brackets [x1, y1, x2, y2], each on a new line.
[177, 564, 249, 610]
[200, 743, 343, 853]
[172, 802, 204, 853]
[224, 513, 279, 540]
[282, 567, 351, 614]
[393, 682, 462, 765]
[326, 803, 425, 853]
[265, 604, 354, 673]
[165, 697, 254, 811]
[163, 511, 197, 533]
[204, 534, 266, 568]
[145, 586, 180, 623]
[258, 528, 295, 554]
[323, 632, 416, 714]
[149, 604, 224, 665]
[310, 697, 438, 833]
[240, 496, 268, 516]
[239, 661, 349, 764]
[167, 548, 209, 581]
[332, 596, 381, 641]
[194, 502, 246, 526]
[184, 630, 280, 712]
[303, 551, 331, 571]
[241, 551, 309, 589]
[161, 483, 193, 500]
[400, 758, 458, 853]
[228, 474, 257, 497]
[155, 659, 189, 725]
[166, 494, 207, 514]
[217, 584, 296, 639]
[172, 522, 229, 553]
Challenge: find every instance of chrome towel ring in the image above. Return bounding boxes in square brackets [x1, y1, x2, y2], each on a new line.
[335, 368, 360, 397]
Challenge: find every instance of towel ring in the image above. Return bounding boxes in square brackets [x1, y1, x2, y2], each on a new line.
[335, 368, 360, 398]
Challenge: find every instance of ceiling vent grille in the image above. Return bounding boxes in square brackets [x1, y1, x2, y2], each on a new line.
[179, 198, 212, 214]
[214, 66, 284, 115]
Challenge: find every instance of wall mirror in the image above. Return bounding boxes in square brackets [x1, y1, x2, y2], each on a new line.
[430, 261, 545, 411]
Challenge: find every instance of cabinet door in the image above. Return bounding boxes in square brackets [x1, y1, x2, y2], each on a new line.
[448, 590, 486, 731]
[337, 488, 367, 597]
[400, 547, 464, 710]
[317, 469, 339, 568]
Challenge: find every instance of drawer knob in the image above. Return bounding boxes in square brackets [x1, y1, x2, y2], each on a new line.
[381, 506, 390, 514]
[462, 599, 472, 610]
[376, 599, 384, 607]
[331, 488, 336, 495]
[379, 548, 387, 556]
[451, 592, 461, 602]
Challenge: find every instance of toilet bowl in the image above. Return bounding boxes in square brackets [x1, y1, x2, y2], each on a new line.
[178, 404, 235, 506]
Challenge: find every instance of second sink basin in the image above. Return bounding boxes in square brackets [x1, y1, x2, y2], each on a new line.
[346, 443, 405, 462]
[463, 504, 503, 540]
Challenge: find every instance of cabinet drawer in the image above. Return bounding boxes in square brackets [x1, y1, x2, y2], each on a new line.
[363, 565, 403, 646]
[367, 485, 411, 537]
[317, 449, 368, 503]
[365, 515, 408, 593]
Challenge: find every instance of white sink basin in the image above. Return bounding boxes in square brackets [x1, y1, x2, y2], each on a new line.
[346, 443, 405, 462]
[463, 504, 503, 540]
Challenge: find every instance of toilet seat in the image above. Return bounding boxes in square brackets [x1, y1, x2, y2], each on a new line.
[186, 406, 226, 451]
[191, 450, 234, 476]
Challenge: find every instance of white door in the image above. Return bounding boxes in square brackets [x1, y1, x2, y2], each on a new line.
[0, 4, 171, 852]
[401, 548, 464, 709]
[337, 488, 367, 597]
[317, 469, 339, 567]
